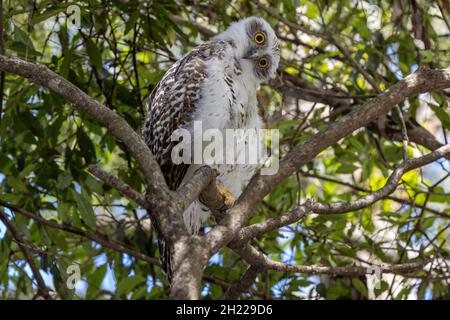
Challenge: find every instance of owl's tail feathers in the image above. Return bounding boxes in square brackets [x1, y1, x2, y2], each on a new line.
[183, 200, 211, 234]
[147, 210, 173, 284]
[149, 202, 210, 285]
[157, 233, 173, 284]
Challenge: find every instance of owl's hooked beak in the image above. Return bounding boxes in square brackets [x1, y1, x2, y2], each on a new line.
[242, 46, 263, 60]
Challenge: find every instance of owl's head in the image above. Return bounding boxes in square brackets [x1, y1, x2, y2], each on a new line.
[214, 16, 280, 83]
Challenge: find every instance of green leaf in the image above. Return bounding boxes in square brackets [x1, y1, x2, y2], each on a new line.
[73, 188, 96, 230]
[86, 39, 102, 69]
[86, 264, 107, 299]
[31, 7, 68, 25]
[57, 201, 71, 223]
[336, 163, 359, 174]
[13, 25, 35, 50]
[56, 171, 72, 190]
[421, 50, 433, 64]
[361, 211, 375, 232]
[7, 176, 28, 193]
[428, 103, 450, 129]
[77, 128, 96, 163]
[351, 278, 368, 298]
[116, 275, 146, 297]
[351, 18, 372, 41]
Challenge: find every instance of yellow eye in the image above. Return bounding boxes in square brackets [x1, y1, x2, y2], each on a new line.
[258, 57, 270, 68]
[254, 32, 265, 44]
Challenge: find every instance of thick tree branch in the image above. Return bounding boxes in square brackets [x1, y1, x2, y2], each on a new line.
[177, 166, 217, 211]
[0, 55, 193, 257]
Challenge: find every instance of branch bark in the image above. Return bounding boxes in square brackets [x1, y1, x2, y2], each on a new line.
[236, 244, 427, 277]
[301, 171, 450, 219]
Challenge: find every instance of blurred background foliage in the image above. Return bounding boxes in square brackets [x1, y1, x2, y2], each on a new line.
[0, 0, 449, 299]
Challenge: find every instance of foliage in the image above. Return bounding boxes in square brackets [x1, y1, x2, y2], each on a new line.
[0, 0, 449, 300]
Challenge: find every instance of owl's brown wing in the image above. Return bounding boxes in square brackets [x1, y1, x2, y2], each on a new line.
[143, 41, 230, 190]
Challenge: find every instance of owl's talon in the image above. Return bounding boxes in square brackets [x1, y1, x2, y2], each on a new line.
[217, 185, 235, 208]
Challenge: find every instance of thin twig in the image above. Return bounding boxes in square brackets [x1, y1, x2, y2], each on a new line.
[396, 106, 410, 160]
[236, 244, 428, 277]
[222, 265, 262, 300]
[87, 165, 151, 210]
[0, 209, 52, 299]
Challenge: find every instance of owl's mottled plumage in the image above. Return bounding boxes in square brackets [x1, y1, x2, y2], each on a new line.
[143, 17, 279, 279]
[144, 41, 231, 190]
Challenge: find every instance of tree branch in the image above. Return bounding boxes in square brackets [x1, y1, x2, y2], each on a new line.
[87, 165, 151, 210]
[236, 244, 427, 276]
[222, 265, 263, 300]
[311, 144, 450, 214]
[233, 205, 310, 247]
[233, 145, 449, 246]
[0, 54, 194, 253]
[177, 166, 217, 211]
[0, 55, 168, 203]
[301, 171, 450, 219]
[0, 208, 52, 299]
[0, 199, 160, 266]
[170, 15, 217, 38]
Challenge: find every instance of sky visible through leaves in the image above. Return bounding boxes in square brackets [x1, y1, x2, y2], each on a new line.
[0, 0, 449, 299]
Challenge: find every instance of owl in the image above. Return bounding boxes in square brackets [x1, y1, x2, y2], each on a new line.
[143, 17, 279, 276]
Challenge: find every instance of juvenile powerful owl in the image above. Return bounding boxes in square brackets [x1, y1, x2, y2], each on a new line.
[143, 17, 279, 275]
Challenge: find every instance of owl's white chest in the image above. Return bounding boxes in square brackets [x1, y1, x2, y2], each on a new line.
[180, 53, 263, 233]
[191, 59, 259, 131]
[184, 59, 262, 197]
